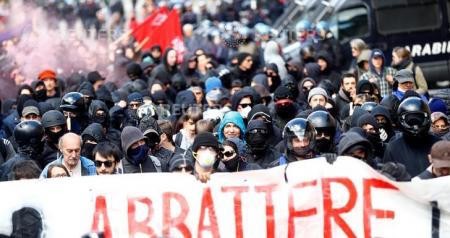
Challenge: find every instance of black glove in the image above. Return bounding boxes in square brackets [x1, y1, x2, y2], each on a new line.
[379, 162, 411, 181]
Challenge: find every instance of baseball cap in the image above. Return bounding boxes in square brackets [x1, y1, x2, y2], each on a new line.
[22, 106, 40, 117]
[430, 141, 450, 168]
[395, 69, 414, 84]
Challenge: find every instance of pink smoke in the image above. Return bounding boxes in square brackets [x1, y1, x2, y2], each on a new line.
[1, 1, 115, 99]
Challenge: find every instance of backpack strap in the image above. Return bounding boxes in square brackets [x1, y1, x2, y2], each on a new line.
[0, 139, 7, 161]
[412, 64, 418, 89]
[150, 156, 162, 172]
[174, 133, 183, 147]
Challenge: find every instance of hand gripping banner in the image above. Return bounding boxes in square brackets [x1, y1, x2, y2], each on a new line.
[0, 157, 449, 238]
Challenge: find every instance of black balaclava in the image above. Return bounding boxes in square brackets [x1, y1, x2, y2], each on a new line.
[245, 120, 269, 154]
[357, 113, 383, 156]
[371, 105, 395, 142]
[274, 86, 296, 119]
[265, 63, 281, 93]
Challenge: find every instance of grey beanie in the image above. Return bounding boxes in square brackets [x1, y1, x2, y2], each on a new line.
[307, 87, 329, 102]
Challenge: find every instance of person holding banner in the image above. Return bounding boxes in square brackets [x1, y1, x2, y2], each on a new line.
[271, 118, 317, 167]
[191, 132, 221, 183]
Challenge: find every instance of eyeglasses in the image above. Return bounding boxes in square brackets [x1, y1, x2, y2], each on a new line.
[95, 160, 115, 168]
[223, 150, 236, 157]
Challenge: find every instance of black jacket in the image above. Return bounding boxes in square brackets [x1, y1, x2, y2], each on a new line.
[122, 155, 162, 173]
[247, 148, 282, 169]
[383, 133, 441, 177]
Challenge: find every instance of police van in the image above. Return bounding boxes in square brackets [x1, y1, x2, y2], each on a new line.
[277, 0, 450, 89]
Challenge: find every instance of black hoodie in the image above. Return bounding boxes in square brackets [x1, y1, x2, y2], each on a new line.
[316, 51, 341, 91]
[151, 48, 179, 85]
[231, 90, 254, 111]
[89, 100, 122, 147]
[337, 130, 377, 168]
[371, 105, 396, 143]
[247, 104, 282, 146]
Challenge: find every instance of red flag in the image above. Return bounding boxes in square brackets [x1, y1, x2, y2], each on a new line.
[131, 8, 185, 61]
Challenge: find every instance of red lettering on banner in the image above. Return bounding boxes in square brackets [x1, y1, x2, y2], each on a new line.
[162, 192, 192, 238]
[91, 196, 112, 238]
[198, 187, 220, 238]
[322, 178, 357, 238]
[288, 180, 318, 238]
[363, 178, 398, 238]
[255, 184, 278, 238]
[221, 186, 250, 238]
[128, 197, 156, 237]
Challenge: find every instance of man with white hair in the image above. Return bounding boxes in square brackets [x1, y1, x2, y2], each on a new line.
[40, 133, 96, 178]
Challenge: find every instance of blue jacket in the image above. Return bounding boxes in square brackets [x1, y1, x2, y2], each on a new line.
[40, 156, 97, 178]
[2, 110, 20, 139]
[217, 111, 246, 143]
[393, 90, 428, 102]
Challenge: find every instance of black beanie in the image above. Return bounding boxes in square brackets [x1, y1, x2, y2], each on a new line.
[192, 132, 219, 152]
[274, 86, 293, 100]
[357, 113, 379, 130]
[126, 62, 143, 80]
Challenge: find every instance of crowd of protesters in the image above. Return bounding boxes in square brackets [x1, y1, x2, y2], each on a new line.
[0, 0, 449, 187]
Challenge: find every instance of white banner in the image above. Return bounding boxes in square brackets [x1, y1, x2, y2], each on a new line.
[0, 156, 449, 238]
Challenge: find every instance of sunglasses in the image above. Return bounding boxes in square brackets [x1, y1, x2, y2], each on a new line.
[223, 150, 236, 157]
[95, 160, 115, 168]
[129, 103, 141, 109]
[174, 165, 193, 172]
[239, 103, 252, 108]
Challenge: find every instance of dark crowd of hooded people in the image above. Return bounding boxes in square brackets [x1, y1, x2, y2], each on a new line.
[0, 1, 450, 187]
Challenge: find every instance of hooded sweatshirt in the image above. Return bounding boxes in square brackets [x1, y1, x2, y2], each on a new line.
[217, 111, 246, 143]
[337, 131, 376, 168]
[121, 126, 161, 173]
[359, 49, 397, 98]
[264, 41, 288, 80]
[151, 48, 179, 85]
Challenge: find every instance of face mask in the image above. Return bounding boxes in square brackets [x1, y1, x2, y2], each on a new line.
[275, 102, 295, 117]
[291, 146, 312, 159]
[247, 132, 268, 153]
[46, 129, 66, 144]
[223, 157, 239, 171]
[128, 144, 149, 165]
[81, 143, 97, 160]
[70, 120, 82, 134]
[366, 132, 382, 151]
[21, 141, 44, 159]
[35, 89, 47, 101]
[93, 114, 106, 125]
[435, 128, 449, 137]
[315, 138, 332, 153]
[239, 106, 251, 119]
[195, 150, 217, 169]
